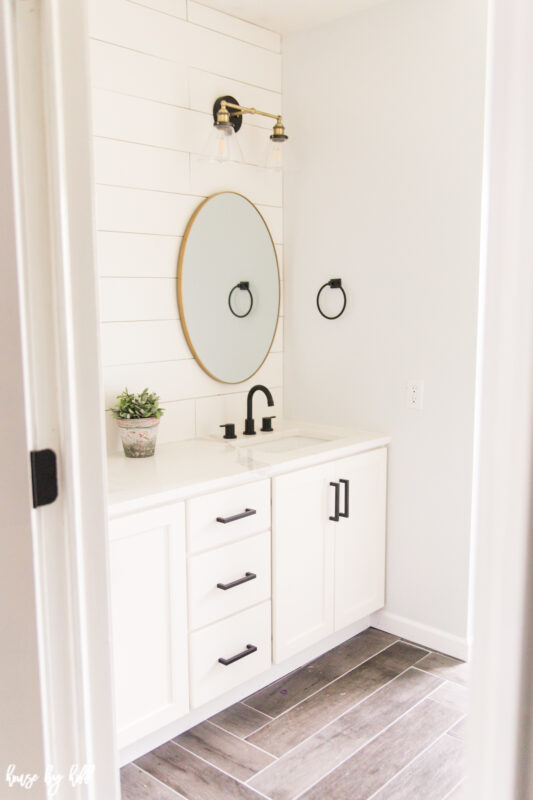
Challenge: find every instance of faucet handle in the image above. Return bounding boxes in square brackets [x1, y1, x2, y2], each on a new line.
[219, 423, 237, 440]
[261, 416, 276, 432]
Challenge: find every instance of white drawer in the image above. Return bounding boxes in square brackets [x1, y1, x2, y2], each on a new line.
[189, 601, 271, 708]
[188, 531, 271, 631]
[187, 479, 270, 554]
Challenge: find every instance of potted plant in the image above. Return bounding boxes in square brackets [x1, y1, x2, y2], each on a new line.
[109, 388, 165, 458]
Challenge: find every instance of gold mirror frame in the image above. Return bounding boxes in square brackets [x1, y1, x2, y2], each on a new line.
[177, 192, 280, 384]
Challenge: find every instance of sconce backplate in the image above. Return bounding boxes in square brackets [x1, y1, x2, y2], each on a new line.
[213, 95, 243, 133]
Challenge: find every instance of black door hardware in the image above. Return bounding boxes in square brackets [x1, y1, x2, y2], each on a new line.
[30, 449, 58, 508]
[244, 384, 274, 435]
[329, 481, 340, 522]
[217, 571, 257, 590]
[218, 644, 257, 666]
[260, 415, 276, 432]
[220, 423, 237, 439]
[228, 281, 254, 318]
[316, 278, 347, 320]
[216, 508, 257, 524]
[339, 479, 350, 518]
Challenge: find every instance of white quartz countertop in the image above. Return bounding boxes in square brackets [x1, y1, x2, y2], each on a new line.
[107, 421, 390, 517]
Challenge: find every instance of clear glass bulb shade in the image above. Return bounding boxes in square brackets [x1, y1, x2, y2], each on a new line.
[203, 123, 243, 164]
[265, 138, 286, 170]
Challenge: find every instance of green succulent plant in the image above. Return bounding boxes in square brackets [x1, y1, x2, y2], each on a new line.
[109, 388, 165, 420]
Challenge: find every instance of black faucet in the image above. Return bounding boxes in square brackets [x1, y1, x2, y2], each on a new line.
[244, 385, 274, 435]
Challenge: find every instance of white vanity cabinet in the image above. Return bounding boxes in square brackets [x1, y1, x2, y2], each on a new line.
[107, 430, 389, 760]
[108, 503, 189, 749]
[272, 448, 387, 662]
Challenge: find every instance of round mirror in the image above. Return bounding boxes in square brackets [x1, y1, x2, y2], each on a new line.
[178, 192, 280, 384]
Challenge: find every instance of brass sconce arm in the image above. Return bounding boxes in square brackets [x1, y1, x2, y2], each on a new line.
[214, 95, 288, 141]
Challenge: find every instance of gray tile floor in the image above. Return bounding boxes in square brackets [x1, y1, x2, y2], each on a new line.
[121, 628, 467, 800]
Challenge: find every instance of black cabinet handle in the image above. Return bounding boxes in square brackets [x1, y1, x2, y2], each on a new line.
[218, 644, 257, 666]
[339, 479, 350, 518]
[217, 572, 257, 591]
[216, 508, 256, 524]
[329, 482, 340, 522]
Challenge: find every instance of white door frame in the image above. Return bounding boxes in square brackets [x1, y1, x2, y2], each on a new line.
[1, 1, 118, 797]
[3, 0, 533, 798]
[467, 0, 533, 796]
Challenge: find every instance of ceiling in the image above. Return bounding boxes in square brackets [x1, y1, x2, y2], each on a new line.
[195, 0, 387, 35]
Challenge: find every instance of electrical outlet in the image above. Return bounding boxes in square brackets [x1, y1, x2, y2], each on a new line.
[407, 380, 424, 409]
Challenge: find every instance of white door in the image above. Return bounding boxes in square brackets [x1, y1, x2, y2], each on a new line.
[333, 449, 387, 631]
[109, 504, 189, 748]
[272, 463, 335, 662]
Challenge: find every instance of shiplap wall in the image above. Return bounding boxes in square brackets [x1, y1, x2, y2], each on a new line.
[88, 0, 283, 452]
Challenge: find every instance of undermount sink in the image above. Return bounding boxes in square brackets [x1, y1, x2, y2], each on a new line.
[235, 433, 330, 454]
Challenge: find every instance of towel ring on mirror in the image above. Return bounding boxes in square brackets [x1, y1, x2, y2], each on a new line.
[228, 281, 254, 318]
[316, 278, 347, 320]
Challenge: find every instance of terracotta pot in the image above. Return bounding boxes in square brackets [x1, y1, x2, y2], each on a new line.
[116, 417, 160, 458]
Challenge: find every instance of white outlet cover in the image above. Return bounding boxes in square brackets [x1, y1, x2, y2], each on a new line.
[407, 380, 424, 409]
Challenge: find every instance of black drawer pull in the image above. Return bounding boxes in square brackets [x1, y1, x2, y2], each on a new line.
[339, 478, 350, 518]
[216, 508, 256, 524]
[217, 572, 257, 591]
[218, 644, 257, 666]
[329, 481, 340, 522]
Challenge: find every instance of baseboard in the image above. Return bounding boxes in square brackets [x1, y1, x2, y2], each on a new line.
[371, 610, 470, 661]
[118, 615, 374, 766]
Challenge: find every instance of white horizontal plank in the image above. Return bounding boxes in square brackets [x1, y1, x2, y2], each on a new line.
[187, 2, 280, 53]
[95, 185, 200, 236]
[189, 68, 281, 131]
[92, 89, 202, 153]
[90, 39, 189, 107]
[92, 89, 275, 167]
[103, 351, 283, 404]
[189, 154, 281, 207]
[94, 138, 190, 194]
[90, 0, 280, 91]
[90, 0, 189, 63]
[256, 204, 282, 244]
[127, 0, 186, 18]
[101, 320, 191, 365]
[195, 385, 283, 438]
[188, 22, 281, 92]
[106, 398, 195, 453]
[96, 232, 181, 277]
[100, 277, 179, 321]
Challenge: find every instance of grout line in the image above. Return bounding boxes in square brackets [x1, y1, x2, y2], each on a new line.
[95, 180, 283, 207]
[411, 665, 467, 688]
[240, 699, 275, 719]
[240, 638, 403, 739]
[126, 0, 188, 22]
[186, 18, 281, 55]
[442, 779, 465, 799]
[89, 35, 281, 94]
[131, 762, 188, 799]
[247, 660, 441, 789]
[97, 229, 181, 239]
[363, 718, 467, 800]
[290, 689, 460, 800]
[169, 740, 272, 800]
[191, 0, 282, 39]
[204, 719, 277, 758]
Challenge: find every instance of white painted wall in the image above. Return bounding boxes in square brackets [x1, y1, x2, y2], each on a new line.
[283, 0, 487, 654]
[88, 0, 284, 453]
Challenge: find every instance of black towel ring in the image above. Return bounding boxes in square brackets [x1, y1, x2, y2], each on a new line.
[316, 278, 347, 320]
[228, 281, 253, 318]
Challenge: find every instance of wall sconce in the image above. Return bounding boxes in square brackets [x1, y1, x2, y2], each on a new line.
[204, 95, 288, 168]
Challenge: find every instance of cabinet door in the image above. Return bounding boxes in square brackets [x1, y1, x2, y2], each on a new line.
[333, 448, 387, 631]
[109, 504, 189, 749]
[272, 463, 335, 663]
